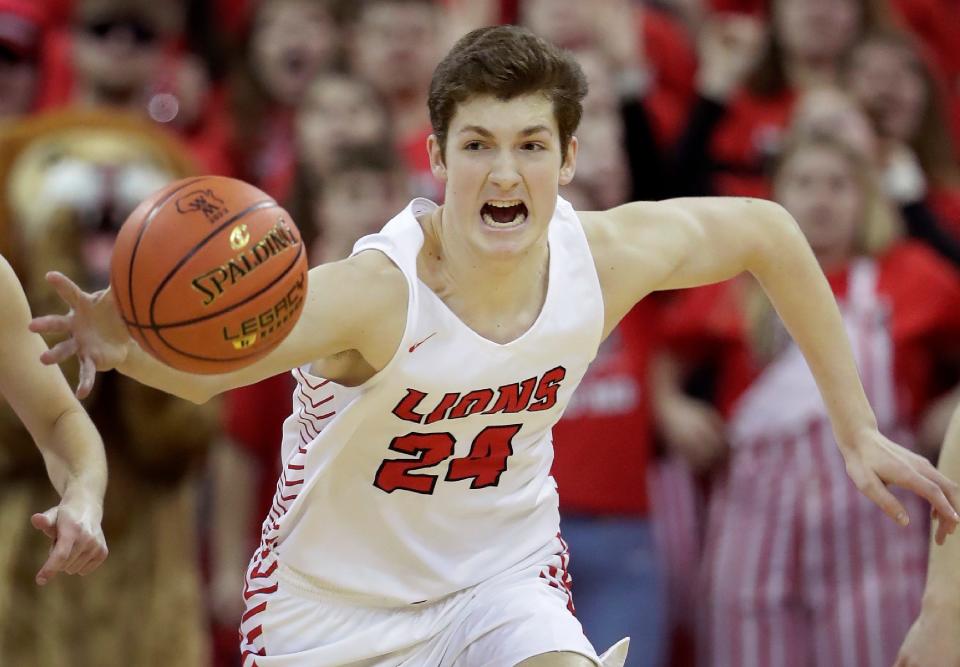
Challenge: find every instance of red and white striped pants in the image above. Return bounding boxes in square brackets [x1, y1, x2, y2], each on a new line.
[701, 420, 928, 667]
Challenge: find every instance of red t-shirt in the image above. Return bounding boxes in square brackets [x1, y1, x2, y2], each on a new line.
[662, 242, 960, 424]
[641, 5, 698, 146]
[709, 88, 796, 198]
[929, 184, 960, 242]
[551, 299, 659, 516]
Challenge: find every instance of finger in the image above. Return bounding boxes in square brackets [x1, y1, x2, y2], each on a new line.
[78, 543, 108, 576]
[40, 338, 78, 366]
[30, 509, 57, 540]
[45, 271, 86, 308]
[61, 530, 94, 574]
[29, 314, 72, 336]
[894, 468, 958, 529]
[36, 524, 77, 585]
[77, 355, 96, 400]
[860, 475, 910, 526]
[921, 464, 960, 520]
[935, 513, 951, 545]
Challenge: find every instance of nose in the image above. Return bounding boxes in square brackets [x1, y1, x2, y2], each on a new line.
[488, 149, 521, 191]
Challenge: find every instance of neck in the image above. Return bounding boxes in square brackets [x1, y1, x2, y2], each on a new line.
[420, 206, 549, 321]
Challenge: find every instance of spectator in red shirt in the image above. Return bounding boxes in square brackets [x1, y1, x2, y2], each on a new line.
[674, 0, 893, 198]
[227, 0, 340, 200]
[346, 0, 443, 200]
[519, 0, 697, 148]
[887, 0, 960, 160]
[656, 132, 960, 667]
[845, 29, 960, 244]
[0, 0, 47, 121]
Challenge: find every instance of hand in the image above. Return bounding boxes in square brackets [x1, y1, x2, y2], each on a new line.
[696, 13, 766, 101]
[657, 394, 728, 473]
[841, 429, 960, 540]
[29, 271, 131, 399]
[31, 492, 107, 585]
[895, 603, 960, 666]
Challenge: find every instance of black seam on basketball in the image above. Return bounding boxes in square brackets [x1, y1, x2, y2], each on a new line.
[146, 200, 279, 329]
[126, 177, 208, 357]
[151, 270, 306, 362]
[128, 243, 304, 330]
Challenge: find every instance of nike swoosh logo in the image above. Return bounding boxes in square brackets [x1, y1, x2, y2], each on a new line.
[408, 332, 438, 353]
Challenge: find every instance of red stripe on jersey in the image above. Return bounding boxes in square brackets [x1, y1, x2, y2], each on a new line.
[295, 391, 335, 422]
[242, 601, 269, 623]
[243, 582, 278, 601]
[294, 368, 330, 391]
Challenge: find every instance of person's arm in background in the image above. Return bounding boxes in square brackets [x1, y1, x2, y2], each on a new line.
[0, 257, 107, 585]
[587, 196, 960, 532]
[672, 14, 766, 196]
[896, 403, 960, 667]
[587, 0, 670, 201]
[651, 351, 728, 473]
[884, 144, 960, 268]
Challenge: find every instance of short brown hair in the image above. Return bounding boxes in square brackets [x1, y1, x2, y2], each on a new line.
[428, 25, 587, 161]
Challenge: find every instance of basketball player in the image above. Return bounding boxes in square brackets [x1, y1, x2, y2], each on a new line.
[33, 26, 960, 666]
[896, 402, 960, 667]
[0, 255, 107, 586]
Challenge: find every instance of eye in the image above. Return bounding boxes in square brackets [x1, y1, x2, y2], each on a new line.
[464, 141, 485, 151]
[521, 142, 545, 151]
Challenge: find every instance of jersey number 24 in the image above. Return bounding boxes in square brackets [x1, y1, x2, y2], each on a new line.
[373, 424, 521, 494]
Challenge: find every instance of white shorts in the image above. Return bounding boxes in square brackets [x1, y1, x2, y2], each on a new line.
[240, 541, 600, 667]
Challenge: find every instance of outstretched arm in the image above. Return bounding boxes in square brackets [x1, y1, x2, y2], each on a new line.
[31, 250, 408, 404]
[896, 405, 960, 667]
[585, 197, 960, 534]
[0, 257, 108, 585]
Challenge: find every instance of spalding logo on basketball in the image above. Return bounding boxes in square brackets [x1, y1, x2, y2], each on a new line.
[110, 175, 309, 374]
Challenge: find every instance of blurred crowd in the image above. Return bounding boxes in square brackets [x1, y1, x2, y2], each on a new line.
[0, 0, 959, 665]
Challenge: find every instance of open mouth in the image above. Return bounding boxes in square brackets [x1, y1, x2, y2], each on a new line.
[481, 200, 528, 230]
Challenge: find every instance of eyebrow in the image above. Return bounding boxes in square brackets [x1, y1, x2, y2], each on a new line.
[458, 124, 554, 137]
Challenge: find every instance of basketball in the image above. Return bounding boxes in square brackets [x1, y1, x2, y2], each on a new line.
[110, 175, 309, 374]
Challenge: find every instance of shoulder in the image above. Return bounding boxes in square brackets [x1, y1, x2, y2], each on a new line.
[580, 201, 697, 259]
[581, 198, 786, 265]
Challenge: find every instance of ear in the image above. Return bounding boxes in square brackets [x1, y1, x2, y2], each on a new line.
[559, 136, 578, 186]
[427, 134, 447, 182]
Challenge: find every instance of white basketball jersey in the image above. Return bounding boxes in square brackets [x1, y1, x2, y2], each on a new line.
[258, 196, 604, 605]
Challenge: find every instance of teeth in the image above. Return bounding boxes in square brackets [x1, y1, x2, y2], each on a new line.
[487, 200, 523, 208]
[482, 211, 526, 229]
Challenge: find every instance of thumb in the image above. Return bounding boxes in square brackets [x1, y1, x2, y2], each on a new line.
[31, 508, 58, 540]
